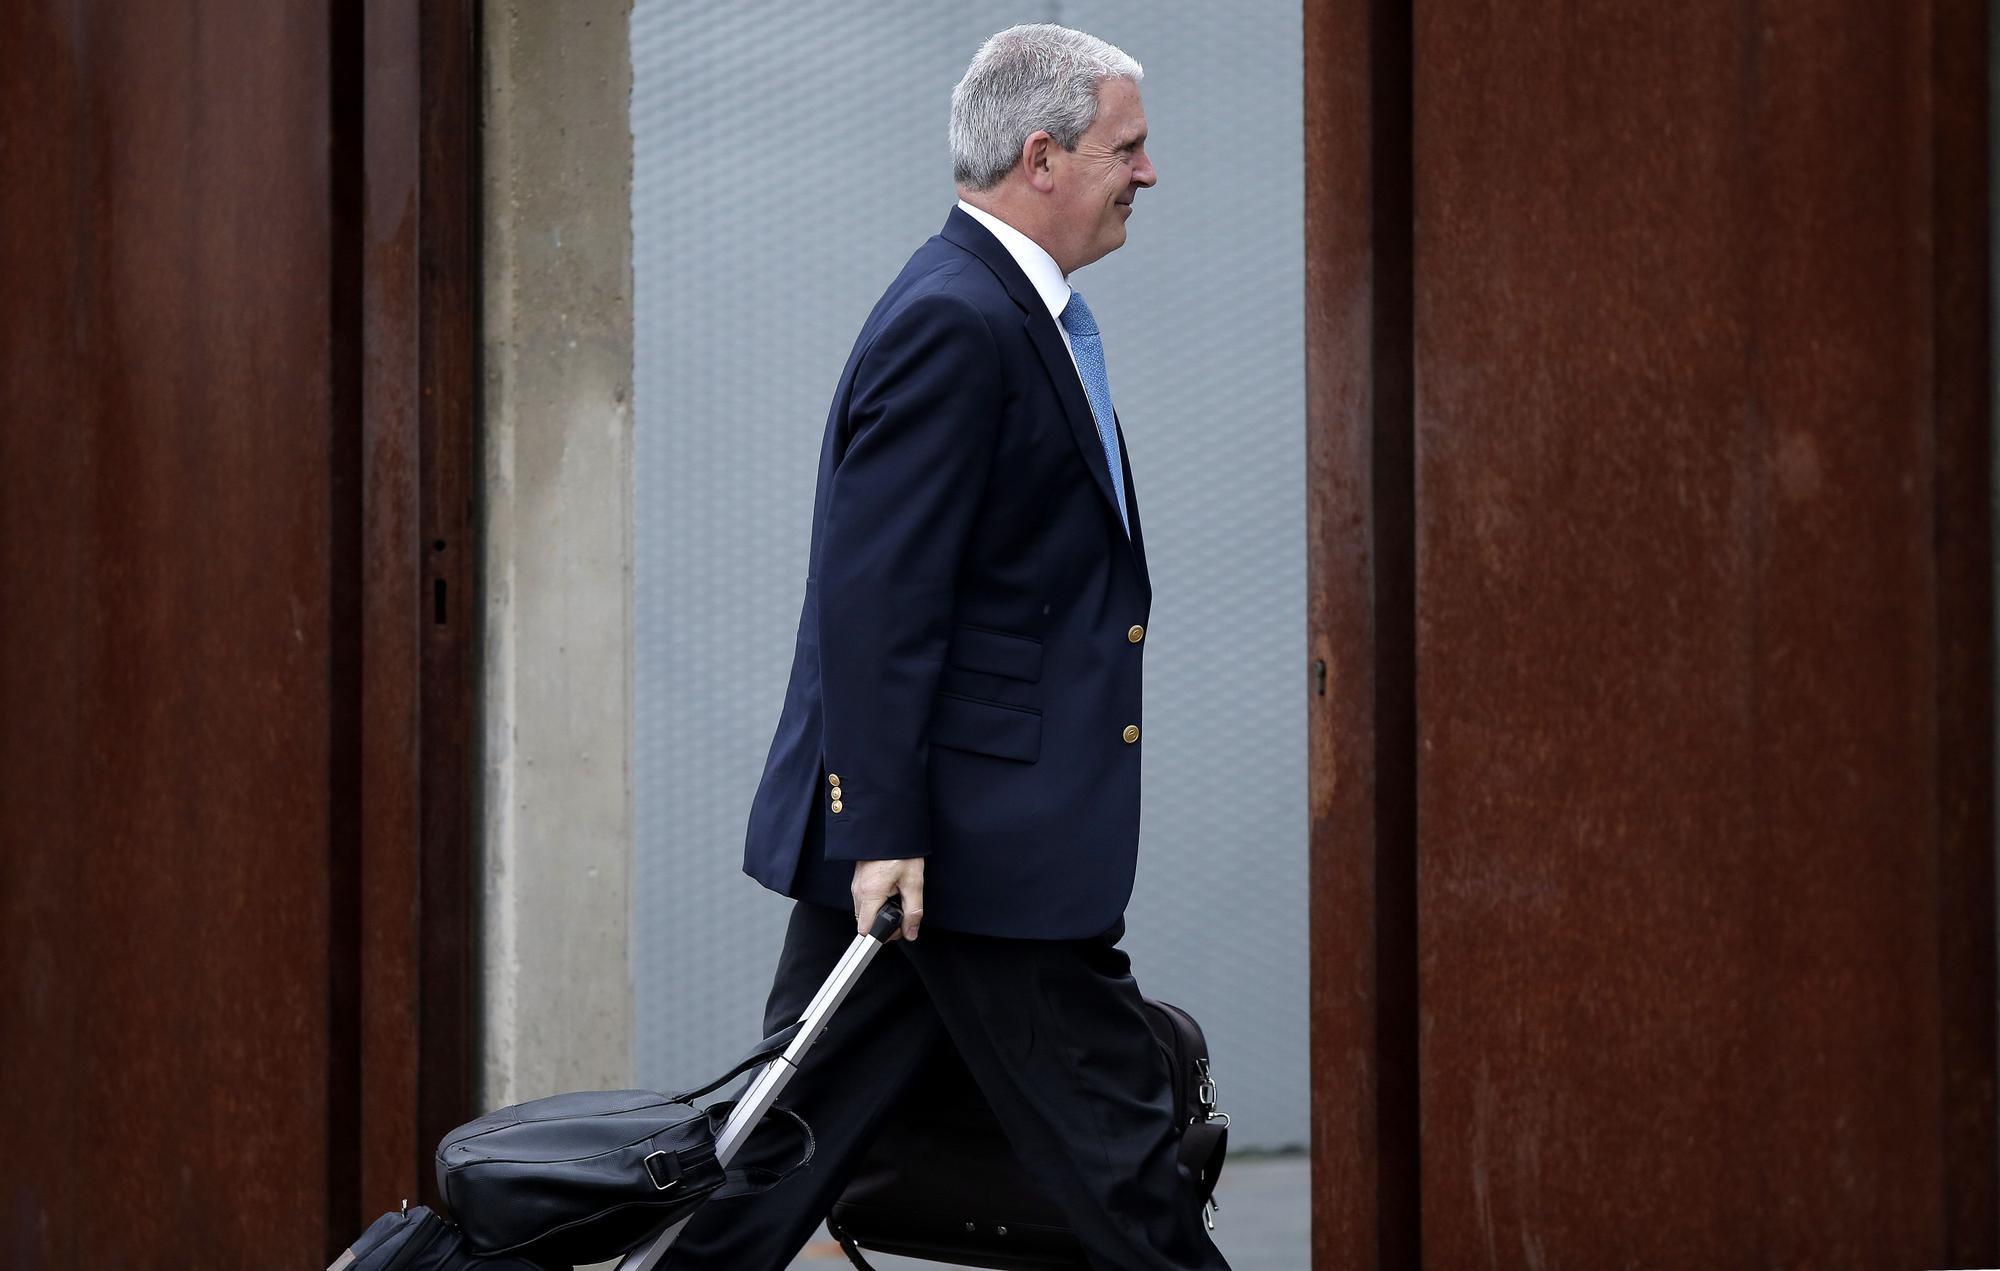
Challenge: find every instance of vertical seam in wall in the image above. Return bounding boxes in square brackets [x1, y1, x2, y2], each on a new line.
[325, 0, 365, 1250]
[1938, 0, 1999, 1257]
[1989, 22, 2000, 1245]
[465, 0, 491, 1122]
[1369, 0, 1421, 1264]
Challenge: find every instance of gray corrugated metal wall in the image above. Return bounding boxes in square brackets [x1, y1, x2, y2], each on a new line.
[631, 1, 1307, 1153]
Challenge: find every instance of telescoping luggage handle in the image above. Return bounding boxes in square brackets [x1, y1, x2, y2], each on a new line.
[614, 897, 907, 1271]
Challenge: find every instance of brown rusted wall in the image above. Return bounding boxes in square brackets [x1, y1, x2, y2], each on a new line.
[1309, 0, 1994, 1265]
[0, 3, 342, 1262]
[0, 4, 476, 1264]
[1305, 0, 1418, 1266]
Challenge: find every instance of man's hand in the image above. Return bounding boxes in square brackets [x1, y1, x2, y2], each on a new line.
[852, 857, 925, 942]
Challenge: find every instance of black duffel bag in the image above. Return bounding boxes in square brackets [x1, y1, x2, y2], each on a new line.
[435, 1021, 816, 1266]
[827, 997, 1229, 1271]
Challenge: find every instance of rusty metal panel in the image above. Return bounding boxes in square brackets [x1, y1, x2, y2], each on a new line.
[1406, 0, 1993, 1266]
[0, 1, 479, 1262]
[356, 0, 482, 1222]
[412, 0, 482, 1205]
[359, 0, 425, 1218]
[0, 2, 338, 1262]
[1304, 0, 1419, 1267]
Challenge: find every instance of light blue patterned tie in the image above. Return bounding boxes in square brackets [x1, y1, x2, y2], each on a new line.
[1058, 289, 1130, 535]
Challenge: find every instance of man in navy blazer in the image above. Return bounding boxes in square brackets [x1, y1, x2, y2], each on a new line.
[668, 23, 1230, 1271]
[740, 148, 1157, 945]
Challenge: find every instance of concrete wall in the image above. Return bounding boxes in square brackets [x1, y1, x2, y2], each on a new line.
[478, 0, 635, 1106]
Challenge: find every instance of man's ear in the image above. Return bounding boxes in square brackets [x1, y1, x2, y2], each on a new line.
[1022, 130, 1057, 193]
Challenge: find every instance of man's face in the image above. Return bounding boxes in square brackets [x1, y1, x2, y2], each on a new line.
[1048, 76, 1156, 273]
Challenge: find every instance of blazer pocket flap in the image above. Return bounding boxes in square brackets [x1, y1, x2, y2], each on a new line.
[945, 625, 1043, 682]
[928, 692, 1041, 763]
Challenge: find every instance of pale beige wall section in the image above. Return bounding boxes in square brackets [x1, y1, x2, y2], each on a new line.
[479, 0, 635, 1105]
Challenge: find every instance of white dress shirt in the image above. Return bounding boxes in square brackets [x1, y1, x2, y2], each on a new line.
[955, 198, 1082, 374]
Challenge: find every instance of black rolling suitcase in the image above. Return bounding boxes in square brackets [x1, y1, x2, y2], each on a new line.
[825, 996, 1229, 1271]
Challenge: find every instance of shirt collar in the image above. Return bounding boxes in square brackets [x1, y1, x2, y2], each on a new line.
[956, 198, 1072, 326]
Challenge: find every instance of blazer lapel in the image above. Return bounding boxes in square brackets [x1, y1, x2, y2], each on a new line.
[940, 207, 1148, 585]
[1114, 413, 1151, 592]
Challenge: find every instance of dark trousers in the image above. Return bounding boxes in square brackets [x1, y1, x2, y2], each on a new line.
[660, 897, 1233, 1271]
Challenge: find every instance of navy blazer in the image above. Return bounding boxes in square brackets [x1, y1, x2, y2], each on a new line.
[742, 204, 1152, 940]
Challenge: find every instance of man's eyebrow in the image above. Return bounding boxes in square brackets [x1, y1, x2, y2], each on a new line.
[1120, 131, 1147, 149]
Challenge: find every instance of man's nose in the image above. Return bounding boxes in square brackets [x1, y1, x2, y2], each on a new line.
[1134, 150, 1158, 188]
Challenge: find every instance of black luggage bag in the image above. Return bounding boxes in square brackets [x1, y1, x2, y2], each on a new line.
[433, 1026, 816, 1265]
[328, 1022, 815, 1271]
[826, 996, 1230, 1271]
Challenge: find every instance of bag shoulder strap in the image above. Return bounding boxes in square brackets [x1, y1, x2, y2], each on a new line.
[1181, 1119, 1229, 1206]
[663, 1020, 805, 1106]
[699, 1100, 817, 1202]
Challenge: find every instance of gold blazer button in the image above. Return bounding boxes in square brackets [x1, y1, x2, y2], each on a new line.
[827, 773, 841, 785]
[830, 799, 844, 813]
[1122, 724, 1140, 744]
[1127, 624, 1145, 643]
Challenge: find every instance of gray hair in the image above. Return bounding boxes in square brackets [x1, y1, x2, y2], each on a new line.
[949, 24, 1144, 192]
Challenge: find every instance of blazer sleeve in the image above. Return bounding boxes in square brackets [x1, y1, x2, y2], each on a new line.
[816, 291, 1003, 863]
